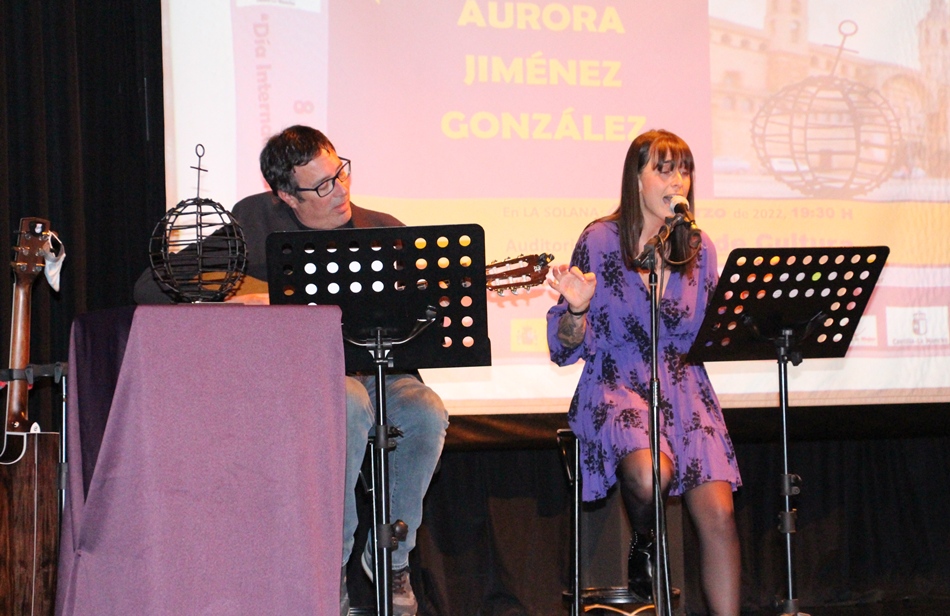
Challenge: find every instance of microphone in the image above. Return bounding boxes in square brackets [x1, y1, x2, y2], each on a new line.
[670, 195, 696, 228]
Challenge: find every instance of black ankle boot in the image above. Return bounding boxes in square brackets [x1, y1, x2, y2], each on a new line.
[627, 529, 655, 601]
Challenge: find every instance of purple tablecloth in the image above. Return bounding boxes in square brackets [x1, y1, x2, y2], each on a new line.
[56, 305, 346, 615]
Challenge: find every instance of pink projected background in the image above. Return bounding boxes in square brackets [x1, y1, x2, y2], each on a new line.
[163, 0, 950, 413]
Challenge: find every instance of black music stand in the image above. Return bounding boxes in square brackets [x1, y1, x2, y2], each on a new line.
[266, 223, 491, 616]
[688, 245, 888, 616]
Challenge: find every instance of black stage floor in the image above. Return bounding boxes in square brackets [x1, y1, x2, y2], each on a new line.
[745, 596, 950, 616]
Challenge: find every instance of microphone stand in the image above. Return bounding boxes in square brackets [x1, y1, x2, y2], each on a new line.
[632, 216, 683, 616]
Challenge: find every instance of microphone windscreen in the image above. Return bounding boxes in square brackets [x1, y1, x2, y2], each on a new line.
[670, 195, 689, 213]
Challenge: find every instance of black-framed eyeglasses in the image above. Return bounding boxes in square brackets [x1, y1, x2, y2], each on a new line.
[296, 158, 351, 198]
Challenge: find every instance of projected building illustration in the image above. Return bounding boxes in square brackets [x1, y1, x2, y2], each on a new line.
[710, 0, 950, 198]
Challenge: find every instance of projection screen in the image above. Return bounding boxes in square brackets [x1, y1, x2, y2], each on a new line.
[161, 0, 950, 414]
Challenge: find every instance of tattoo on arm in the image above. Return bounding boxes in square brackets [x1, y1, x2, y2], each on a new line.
[557, 311, 587, 348]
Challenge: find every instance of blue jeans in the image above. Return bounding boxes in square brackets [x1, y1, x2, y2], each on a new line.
[343, 373, 448, 570]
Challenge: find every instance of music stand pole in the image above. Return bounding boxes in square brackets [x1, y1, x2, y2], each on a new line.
[347, 319, 436, 616]
[775, 329, 805, 616]
[367, 330, 397, 616]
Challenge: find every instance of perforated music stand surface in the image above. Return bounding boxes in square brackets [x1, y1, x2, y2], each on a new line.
[688, 246, 889, 364]
[265, 223, 491, 372]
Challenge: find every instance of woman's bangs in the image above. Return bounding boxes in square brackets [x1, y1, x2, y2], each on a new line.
[650, 138, 695, 172]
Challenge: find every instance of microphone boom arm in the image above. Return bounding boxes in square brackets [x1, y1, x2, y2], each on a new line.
[632, 214, 687, 269]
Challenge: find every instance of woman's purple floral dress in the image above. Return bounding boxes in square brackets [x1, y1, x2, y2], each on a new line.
[547, 221, 741, 501]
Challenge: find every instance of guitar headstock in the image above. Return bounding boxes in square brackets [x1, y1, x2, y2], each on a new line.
[486, 253, 554, 295]
[11, 218, 51, 286]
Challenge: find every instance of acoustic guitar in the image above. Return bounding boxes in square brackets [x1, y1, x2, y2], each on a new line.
[0, 217, 60, 616]
[2, 218, 51, 463]
[485, 252, 554, 294]
[231, 253, 555, 299]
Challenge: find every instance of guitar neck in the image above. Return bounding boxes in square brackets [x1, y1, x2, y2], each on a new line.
[235, 252, 553, 299]
[5, 282, 33, 433]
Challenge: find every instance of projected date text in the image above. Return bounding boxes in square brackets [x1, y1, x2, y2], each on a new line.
[791, 206, 852, 219]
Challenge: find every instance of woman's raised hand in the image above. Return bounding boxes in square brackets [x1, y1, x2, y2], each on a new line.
[547, 264, 596, 313]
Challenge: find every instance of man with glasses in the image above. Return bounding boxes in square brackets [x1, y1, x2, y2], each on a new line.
[134, 125, 447, 616]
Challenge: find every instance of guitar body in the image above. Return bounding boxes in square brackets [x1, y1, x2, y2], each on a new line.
[0, 431, 59, 616]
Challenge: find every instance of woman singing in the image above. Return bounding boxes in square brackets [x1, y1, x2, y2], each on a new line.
[547, 129, 741, 614]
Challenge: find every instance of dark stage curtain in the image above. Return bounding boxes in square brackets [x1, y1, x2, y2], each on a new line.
[1, 0, 164, 429]
[734, 435, 950, 609]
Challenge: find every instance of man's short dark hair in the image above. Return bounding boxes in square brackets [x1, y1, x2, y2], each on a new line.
[259, 125, 336, 196]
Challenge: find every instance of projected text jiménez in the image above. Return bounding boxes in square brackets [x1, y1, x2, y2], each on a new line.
[446, 2, 633, 142]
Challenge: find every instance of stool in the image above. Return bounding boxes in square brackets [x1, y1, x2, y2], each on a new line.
[557, 429, 684, 615]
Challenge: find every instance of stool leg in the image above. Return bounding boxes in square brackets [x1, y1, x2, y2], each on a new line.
[558, 429, 583, 616]
[572, 434, 582, 616]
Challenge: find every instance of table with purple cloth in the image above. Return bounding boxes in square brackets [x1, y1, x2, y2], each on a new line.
[55, 304, 347, 615]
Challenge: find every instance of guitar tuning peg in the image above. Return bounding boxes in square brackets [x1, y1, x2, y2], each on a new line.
[511, 288, 519, 295]
[497, 289, 505, 296]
